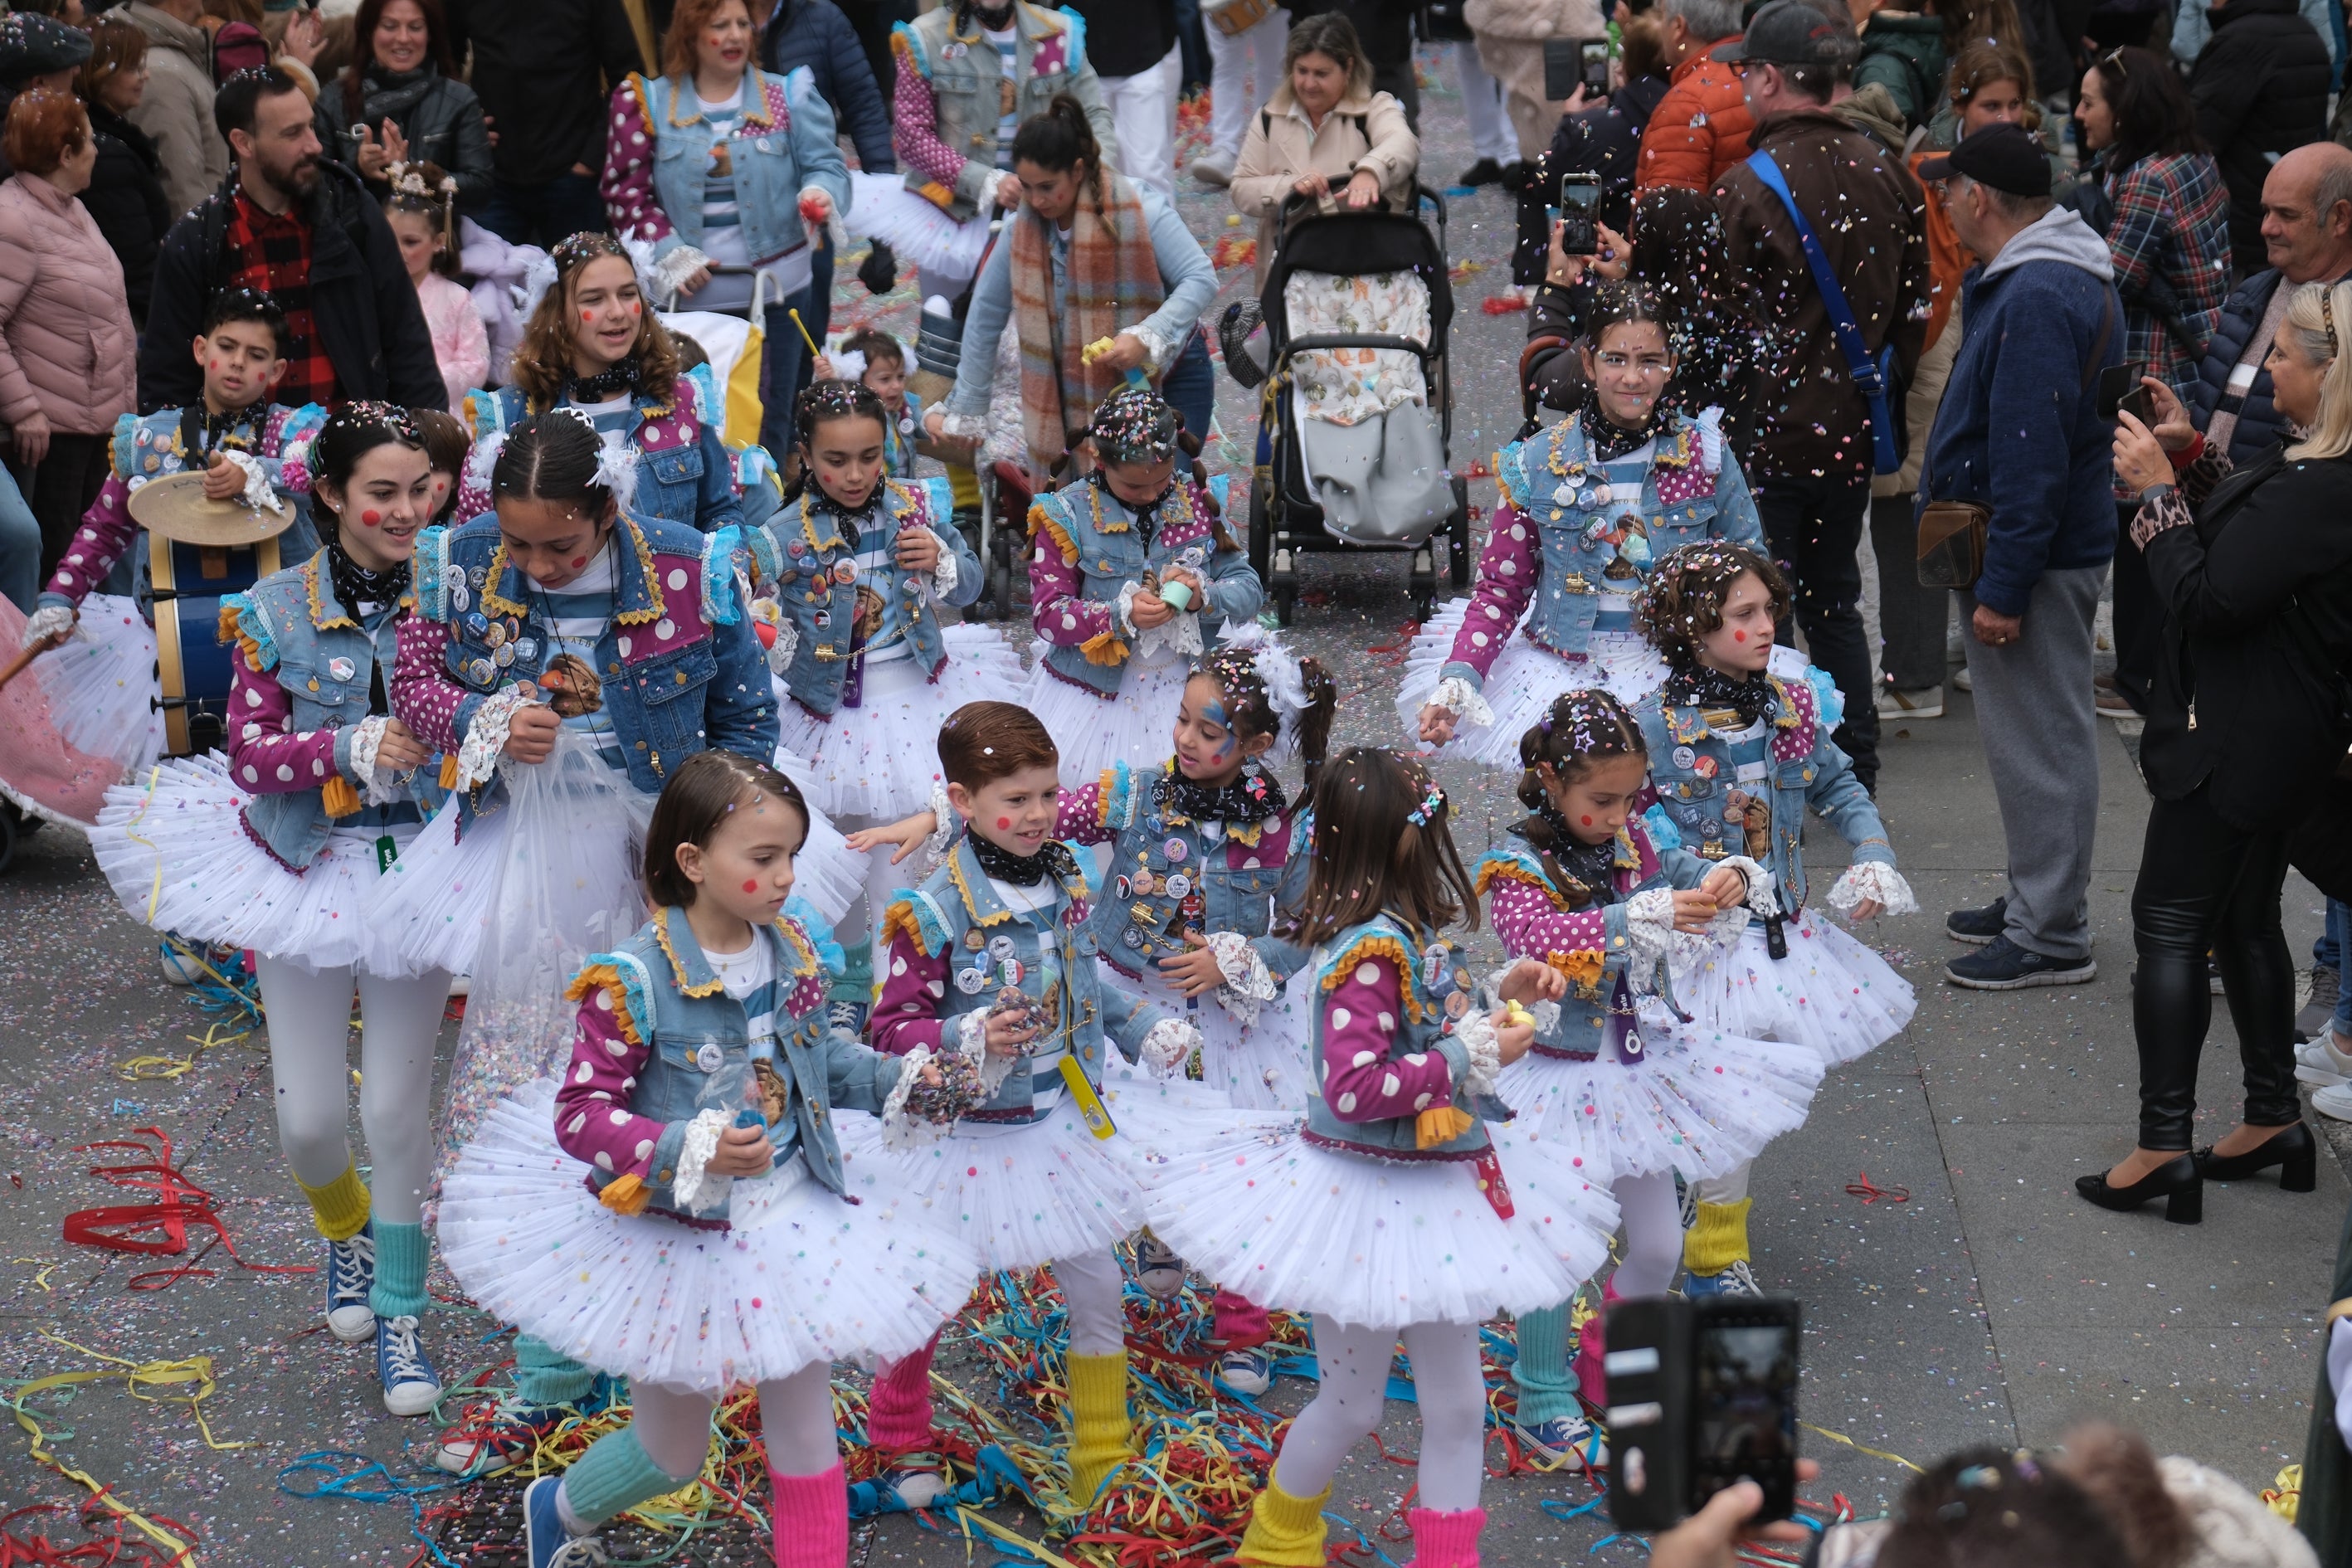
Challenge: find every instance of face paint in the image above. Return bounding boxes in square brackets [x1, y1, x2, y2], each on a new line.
[1581, 815, 1594, 825]
[360, 509, 382, 527]
[1733, 629, 1747, 642]
[996, 816, 1011, 830]
[570, 556, 587, 569]
[741, 879, 759, 894]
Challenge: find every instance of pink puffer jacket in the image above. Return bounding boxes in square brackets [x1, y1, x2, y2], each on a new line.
[0, 174, 137, 436]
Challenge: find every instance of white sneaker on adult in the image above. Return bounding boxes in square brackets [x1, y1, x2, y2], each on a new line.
[2314, 1082, 2352, 1122]
[1875, 684, 1943, 720]
[1190, 148, 1235, 187]
[2301, 1031, 2352, 1088]
[1951, 665, 1972, 693]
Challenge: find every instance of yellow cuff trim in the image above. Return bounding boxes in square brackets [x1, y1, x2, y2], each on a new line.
[1238, 1479, 1333, 1567]
[1028, 501, 1079, 564]
[1415, 1105, 1475, 1150]
[319, 776, 360, 818]
[563, 964, 648, 1047]
[1319, 932, 1427, 1024]
[598, 1174, 651, 1215]
[1683, 1197, 1753, 1275]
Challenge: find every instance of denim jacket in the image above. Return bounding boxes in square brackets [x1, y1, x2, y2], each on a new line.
[392, 512, 777, 801]
[557, 908, 902, 1222]
[220, 551, 440, 869]
[743, 478, 981, 717]
[1446, 411, 1762, 689]
[1301, 913, 1512, 1161]
[871, 836, 1166, 1123]
[460, 383, 743, 536]
[891, 3, 1117, 222]
[611, 67, 850, 274]
[1637, 673, 1891, 914]
[1028, 474, 1259, 698]
[1057, 759, 1312, 982]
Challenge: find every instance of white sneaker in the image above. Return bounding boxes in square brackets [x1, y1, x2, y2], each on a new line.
[1951, 665, 1972, 692]
[158, 944, 206, 986]
[1216, 1346, 1273, 1395]
[1875, 684, 1943, 720]
[1132, 1234, 1186, 1299]
[2301, 1032, 2352, 1088]
[2314, 1081, 2352, 1122]
[1189, 148, 1235, 187]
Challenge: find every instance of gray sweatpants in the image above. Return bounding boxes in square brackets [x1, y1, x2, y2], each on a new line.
[1960, 565, 2107, 962]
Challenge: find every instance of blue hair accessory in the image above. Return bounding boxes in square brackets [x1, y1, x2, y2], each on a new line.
[1405, 781, 1446, 828]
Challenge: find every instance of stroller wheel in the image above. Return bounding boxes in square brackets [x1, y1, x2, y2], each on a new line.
[1410, 546, 1436, 627]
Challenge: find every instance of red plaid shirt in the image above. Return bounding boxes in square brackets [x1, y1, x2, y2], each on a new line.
[222, 188, 337, 407]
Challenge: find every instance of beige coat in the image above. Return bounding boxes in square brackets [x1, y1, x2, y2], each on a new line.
[116, 2, 229, 215]
[1229, 84, 1419, 288]
[1464, 0, 1607, 160]
[0, 176, 138, 436]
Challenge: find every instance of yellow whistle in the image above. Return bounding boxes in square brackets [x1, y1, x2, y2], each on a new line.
[1503, 1000, 1536, 1028]
[1081, 336, 1118, 365]
[1059, 1056, 1119, 1140]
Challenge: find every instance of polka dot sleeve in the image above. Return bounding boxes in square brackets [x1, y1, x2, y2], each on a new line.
[1320, 954, 1454, 1122]
[869, 925, 947, 1059]
[601, 79, 674, 246]
[1029, 538, 1117, 648]
[42, 476, 137, 607]
[223, 654, 343, 792]
[390, 612, 480, 757]
[1444, 500, 1540, 683]
[553, 995, 669, 1178]
[1488, 879, 1612, 966]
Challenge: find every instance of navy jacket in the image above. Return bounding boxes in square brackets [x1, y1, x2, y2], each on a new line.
[1920, 207, 2124, 616]
[762, 0, 894, 174]
[2187, 265, 2352, 465]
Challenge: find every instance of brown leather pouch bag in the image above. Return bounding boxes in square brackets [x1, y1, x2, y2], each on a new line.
[1916, 499, 1990, 589]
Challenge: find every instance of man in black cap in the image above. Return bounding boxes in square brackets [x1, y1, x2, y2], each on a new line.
[0, 12, 92, 178]
[1916, 121, 2123, 993]
[1710, 0, 1927, 798]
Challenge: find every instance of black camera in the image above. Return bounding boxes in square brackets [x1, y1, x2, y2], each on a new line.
[1605, 1294, 1801, 1533]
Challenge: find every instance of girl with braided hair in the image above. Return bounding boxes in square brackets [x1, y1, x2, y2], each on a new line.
[1474, 686, 1822, 1465]
[1633, 540, 1916, 1296]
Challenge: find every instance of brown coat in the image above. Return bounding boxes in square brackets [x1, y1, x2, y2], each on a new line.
[0, 176, 139, 436]
[1711, 107, 1928, 483]
[1230, 85, 1419, 289]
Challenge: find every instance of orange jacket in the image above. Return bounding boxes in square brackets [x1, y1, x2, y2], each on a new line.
[1635, 46, 1755, 193]
[1908, 147, 1977, 352]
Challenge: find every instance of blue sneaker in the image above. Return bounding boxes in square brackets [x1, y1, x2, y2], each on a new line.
[524, 1475, 609, 1568]
[324, 1225, 375, 1342]
[1682, 1259, 1763, 1298]
[1215, 1345, 1273, 1395]
[827, 998, 869, 1038]
[434, 1375, 621, 1476]
[1944, 934, 2097, 991]
[375, 1314, 442, 1417]
[1514, 1414, 1605, 1470]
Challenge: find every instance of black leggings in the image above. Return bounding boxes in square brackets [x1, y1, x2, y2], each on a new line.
[2130, 785, 2298, 1149]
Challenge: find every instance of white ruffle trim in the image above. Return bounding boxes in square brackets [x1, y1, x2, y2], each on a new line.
[1130, 322, 1173, 375]
[1624, 888, 1677, 976]
[1206, 930, 1279, 1026]
[669, 1108, 733, 1216]
[1828, 859, 1916, 918]
[1455, 1007, 1502, 1097]
[346, 715, 404, 806]
[455, 688, 533, 789]
[653, 243, 713, 303]
[1429, 675, 1494, 731]
[1137, 1018, 1200, 1077]
[958, 1008, 1021, 1098]
[767, 616, 798, 674]
[879, 1045, 952, 1147]
[937, 410, 987, 441]
[221, 449, 273, 513]
[921, 782, 956, 866]
[21, 603, 72, 650]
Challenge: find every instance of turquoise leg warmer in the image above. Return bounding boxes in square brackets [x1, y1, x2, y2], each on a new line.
[367, 1220, 429, 1320]
[558, 1428, 687, 1527]
[514, 1334, 601, 1408]
[828, 937, 874, 1008]
[1511, 1303, 1582, 1426]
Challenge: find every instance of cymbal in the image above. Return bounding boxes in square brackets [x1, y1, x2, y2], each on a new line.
[127, 471, 294, 547]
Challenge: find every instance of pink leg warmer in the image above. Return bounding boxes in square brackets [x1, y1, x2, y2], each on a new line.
[1572, 1282, 1619, 1409]
[1214, 1288, 1271, 1349]
[864, 1332, 940, 1450]
[770, 1462, 848, 1568]
[1406, 1505, 1487, 1568]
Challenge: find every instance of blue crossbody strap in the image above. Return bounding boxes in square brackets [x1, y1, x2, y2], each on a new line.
[1744, 149, 1900, 473]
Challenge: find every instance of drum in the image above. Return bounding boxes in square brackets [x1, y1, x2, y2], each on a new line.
[151, 533, 283, 757]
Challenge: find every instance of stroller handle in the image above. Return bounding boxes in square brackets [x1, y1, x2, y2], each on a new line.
[656, 262, 779, 320]
[1276, 332, 1435, 366]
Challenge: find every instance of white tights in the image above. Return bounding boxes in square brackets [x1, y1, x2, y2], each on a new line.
[256, 957, 450, 1225]
[1611, 1170, 1686, 1299]
[632, 1361, 840, 1482]
[1270, 1318, 1486, 1512]
[1691, 1161, 1752, 1209]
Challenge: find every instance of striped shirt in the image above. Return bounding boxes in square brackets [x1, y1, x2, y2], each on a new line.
[704, 933, 795, 1154]
[528, 538, 626, 769]
[698, 85, 746, 238]
[986, 26, 1018, 170]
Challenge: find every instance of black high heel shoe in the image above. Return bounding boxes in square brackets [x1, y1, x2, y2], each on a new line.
[2194, 1122, 2317, 1191]
[2074, 1153, 2203, 1224]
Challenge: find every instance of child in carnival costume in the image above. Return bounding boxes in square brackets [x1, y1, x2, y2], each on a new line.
[1019, 387, 1264, 788]
[1633, 541, 1917, 1295]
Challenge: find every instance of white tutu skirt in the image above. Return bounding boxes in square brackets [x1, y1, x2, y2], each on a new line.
[774, 627, 1026, 819]
[437, 1082, 981, 1394]
[87, 754, 418, 976]
[1671, 910, 1917, 1067]
[1023, 651, 1194, 791]
[1137, 1114, 1621, 1331]
[1102, 958, 1317, 1113]
[1492, 997, 1824, 1186]
[1395, 605, 1667, 767]
[843, 171, 993, 280]
[37, 595, 162, 778]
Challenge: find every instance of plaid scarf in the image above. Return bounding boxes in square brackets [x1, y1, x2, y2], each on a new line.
[1010, 165, 1161, 472]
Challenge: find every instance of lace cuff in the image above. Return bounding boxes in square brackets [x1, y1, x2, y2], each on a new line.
[1115, 580, 1142, 639]
[1130, 323, 1174, 375]
[346, 714, 404, 805]
[923, 782, 958, 865]
[668, 1108, 736, 1215]
[766, 616, 799, 675]
[21, 603, 72, 650]
[1119, 579, 1203, 663]
[1429, 675, 1495, 732]
[1624, 888, 1678, 976]
[1717, 855, 1778, 921]
[930, 538, 960, 599]
[1827, 860, 1916, 918]
[653, 244, 713, 304]
[457, 687, 536, 790]
[937, 409, 988, 441]
[1454, 1007, 1502, 1098]
[959, 1007, 1020, 1097]
[879, 1045, 959, 1147]
[797, 184, 849, 250]
[221, 450, 273, 513]
[1206, 931, 1279, 1026]
[1138, 1017, 1200, 1078]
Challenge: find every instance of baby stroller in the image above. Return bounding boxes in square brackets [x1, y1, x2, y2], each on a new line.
[1223, 187, 1469, 626]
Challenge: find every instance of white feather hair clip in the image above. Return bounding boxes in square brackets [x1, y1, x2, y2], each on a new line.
[1220, 621, 1311, 719]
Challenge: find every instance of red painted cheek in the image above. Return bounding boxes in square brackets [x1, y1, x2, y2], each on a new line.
[569, 556, 587, 569]
[626, 301, 642, 316]
[741, 879, 759, 894]
[359, 509, 381, 528]
[1580, 815, 1593, 826]
[582, 309, 596, 323]
[1733, 629, 1748, 642]
[996, 816, 1011, 830]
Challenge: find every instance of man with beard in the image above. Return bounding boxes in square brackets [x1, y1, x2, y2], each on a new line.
[138, 66, 442, 413]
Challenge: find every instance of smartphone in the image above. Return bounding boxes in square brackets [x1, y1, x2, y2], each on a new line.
[1557, 170, 1602, 256]
[2096, 358, 2149, 421]
[1580, 39, 1612, 94]
[1541, 37, 1611, 100]
[1606, 1295, 1801, 1534]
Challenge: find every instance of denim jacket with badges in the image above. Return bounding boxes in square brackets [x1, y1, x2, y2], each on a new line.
[459, 382, 743, 536]
[1057, 759, 1312, 982]
[1028, 473, 1259, 699]
[393, 511, 777, 801]
[891, 3, 1116, 222]
[1303, 913, 1512, 1161]
[608, 67, 850, 277]
[1444, 411, 1762, 690]
[743, 477, 981, 717]
[1636, 673, 1891, 915]
[871, 835, 1166, 1123]
[557, 908, 902, 1223]
[219, 550, 441, 870]
[1475, 821, 1710, 1059]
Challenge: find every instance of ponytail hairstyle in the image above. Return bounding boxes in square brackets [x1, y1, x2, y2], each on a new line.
[490, 410, 627, 531]
[1634, 539, 1790, 669]
[782, 378, 892, 509]
[1284, 746, 1478, 947]
[1010, 94, 1106, 213]
[310, 401, 427, 538]
[1196, 637, 1338, 791]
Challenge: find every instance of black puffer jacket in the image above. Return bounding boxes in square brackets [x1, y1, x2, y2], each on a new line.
[2185, 265, 2352, 462]
[1511, 73, 1672, 285]
[762, 0, 894, 173]
[314, 62, 496, 209]
[2188, 0, 2330, 266]
[80, 102, 170, 324]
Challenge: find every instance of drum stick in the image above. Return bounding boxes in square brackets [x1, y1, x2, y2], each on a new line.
[786, 308, 823, 359]
[0, 640, 47, 694]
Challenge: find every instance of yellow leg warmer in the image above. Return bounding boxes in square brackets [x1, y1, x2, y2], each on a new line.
[947, 463, 980, 510]
[1065, 1351, 1134, 1502]
[299, 1162, 370, 1242]
[1236, 1478, 1333, 1566]
[1683, 1198, 1753, 1276]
